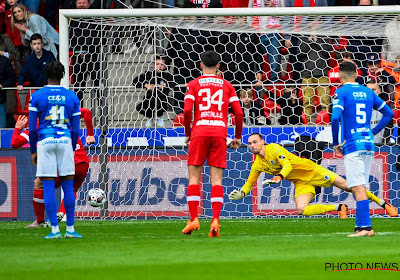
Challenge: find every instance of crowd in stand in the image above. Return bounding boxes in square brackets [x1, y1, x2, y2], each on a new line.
[0, 0, 399, 141]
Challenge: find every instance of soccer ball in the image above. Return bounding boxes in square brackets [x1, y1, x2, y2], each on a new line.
[86, 188, 107, 207]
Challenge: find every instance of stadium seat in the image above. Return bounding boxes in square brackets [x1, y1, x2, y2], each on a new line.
[173, 113, 185, 127]
[315, 110, 330, 125]
[393, 109, 400, 125]
[263, 98, 281, 114]
[14, 83, 34, 115]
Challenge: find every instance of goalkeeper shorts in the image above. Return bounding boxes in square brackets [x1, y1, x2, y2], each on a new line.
[294, 165, 338, 199]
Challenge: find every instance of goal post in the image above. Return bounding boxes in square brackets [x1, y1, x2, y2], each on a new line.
[58, 6, 400, 220]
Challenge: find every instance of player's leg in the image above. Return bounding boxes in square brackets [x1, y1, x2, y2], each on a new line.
[344, 151, 374, 237]
[37, 140, 61, 239]
[332, 175, 397, 217]
[207, 137, 227, 237]
[56, 137, 82, 238]
[26, 178, 47, 228]
[57, 162, 90, 222]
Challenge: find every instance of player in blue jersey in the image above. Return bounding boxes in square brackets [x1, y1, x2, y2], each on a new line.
[331, 62, 394, 237]
[29, 61, 82, 239]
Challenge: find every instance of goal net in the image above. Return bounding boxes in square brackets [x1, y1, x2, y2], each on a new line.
[58, 6, 400, 219]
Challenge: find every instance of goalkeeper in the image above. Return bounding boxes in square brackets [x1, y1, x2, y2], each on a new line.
[229, 133, 398, 218]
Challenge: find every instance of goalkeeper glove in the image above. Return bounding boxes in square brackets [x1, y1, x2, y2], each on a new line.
[262, 174, 284, 185]
[229, 189, 245, 200]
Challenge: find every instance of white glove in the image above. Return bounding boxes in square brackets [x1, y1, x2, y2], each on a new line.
[229, 189, 245, 200]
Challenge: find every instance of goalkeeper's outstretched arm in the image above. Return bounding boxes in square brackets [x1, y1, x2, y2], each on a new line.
[229, 167, 261, 200]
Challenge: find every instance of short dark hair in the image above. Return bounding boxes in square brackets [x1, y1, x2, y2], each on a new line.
[30, 33, 43, 43]
[155, 55, 166, 61]
[200, 51, 220, 68]
[366, 79, 378, 85]
[339, 61, 357, 75]
[45, 61, 65, 81]
[249, 132, 264, 140]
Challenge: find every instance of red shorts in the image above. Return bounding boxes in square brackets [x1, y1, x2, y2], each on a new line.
[47, 162, 89, 191]
[188, 136, 227, 169]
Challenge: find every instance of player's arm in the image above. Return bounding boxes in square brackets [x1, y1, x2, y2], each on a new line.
[80, 108, 95, 144]
[183, 85, 195, 144]
[228, 84, 244, 149]
[229, 165, 262, 200]
[71, 97, 81, 151]
[11, 115, 29, 149]
[371, 93, 394, 135]
[28, 97, 38, 154]
[331, 91, 345, 155]
[272, 144, 292, 181]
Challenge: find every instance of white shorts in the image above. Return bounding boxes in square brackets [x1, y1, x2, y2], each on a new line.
[344, 150, 374, 188]
[36, 137, 75, 177]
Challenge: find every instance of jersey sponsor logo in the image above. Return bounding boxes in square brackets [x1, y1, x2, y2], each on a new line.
[48, 95, 66, 104]
[196, 119, 226, 127]
[42, 139, 69, 145]
[352, 91, 367, 100]
[332, 98, 339, 105]
[198, 78, 223, 85]
[356, 139, 374, 144]
[200, 111, 223, 119]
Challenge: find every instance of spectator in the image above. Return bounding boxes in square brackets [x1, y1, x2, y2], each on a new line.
[11, 3, 59, 58]
[277, 82, 303, 125]
[382, 15, 400, 61]
[0, 34, 17, 61]
[70, 0, 102, 102]
[166, 0, 219, 114]
[5, 0, 29, 75]
[20, 0, 39, 13]
[17, 33, 56, 91]
[359, 53, 396, 96]
[260, 0, 285, 83]
[381, 55, 400, 109]
[235, 88, 271, 126]
[46, 0, 60, 29]
[298, 34, 333, 123]
[328, 51, 362, 96]
[0, 52, 16, 128]
[0, 1, 5, 33]
[366, 80, 394, 144]
[133, 56, 175, 127]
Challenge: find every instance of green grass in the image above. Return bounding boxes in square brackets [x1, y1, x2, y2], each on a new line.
[0, 218, 399, 280]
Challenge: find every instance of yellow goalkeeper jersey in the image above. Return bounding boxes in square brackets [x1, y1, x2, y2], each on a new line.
[241, 143, 319, 195]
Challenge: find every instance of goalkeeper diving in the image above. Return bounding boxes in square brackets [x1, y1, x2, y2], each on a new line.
[229, 133, 398, 218]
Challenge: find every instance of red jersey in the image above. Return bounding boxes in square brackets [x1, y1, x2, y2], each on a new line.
[11, 108, 94, 164]
[328, 64, 362, 96]
[184, 75, 243, 140]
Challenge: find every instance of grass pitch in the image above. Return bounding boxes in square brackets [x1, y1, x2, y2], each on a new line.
[0, 218, 399, 280]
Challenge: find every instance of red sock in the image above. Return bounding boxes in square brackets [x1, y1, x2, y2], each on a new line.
[33, 189, 45, 223]
[58, 191, 77, 214]
[187, 185, 200, 221]
[211, 185, 224, 221]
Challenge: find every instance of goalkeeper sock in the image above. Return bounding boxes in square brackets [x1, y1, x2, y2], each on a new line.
[211, 185, 224, 220]
[42, 180, 58, 227]
[302, 204, 336, 216]
[187, 185, 200, 221]
[61, 179, 75, 227]
[33, 189, 45, 223]
[365, 190, 385, 206]
[356, 199, 372, 228]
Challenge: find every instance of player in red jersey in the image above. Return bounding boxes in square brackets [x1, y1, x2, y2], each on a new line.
[11, 108, 95, 228]
[182, 51, 244, 237]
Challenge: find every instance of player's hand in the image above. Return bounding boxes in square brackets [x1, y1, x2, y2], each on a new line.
[31, 153, 37, 166]
[86, 135, 95, 144]
[17, 85, 23, 91]
[333, 140, 346, 157]
[230, 138, 241, 149]
[229, 189, 245, 200]
[262, 176, 282, 185]
[15, 115, 28, 129]
[185, 136, 190, 146]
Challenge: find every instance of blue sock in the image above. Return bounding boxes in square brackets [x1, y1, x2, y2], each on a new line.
[42, 180, 57, 227]
[356, 199, 372, 228]
[61, 179, 75, 227]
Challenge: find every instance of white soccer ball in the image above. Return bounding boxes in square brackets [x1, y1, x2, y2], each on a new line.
[86, 188, 107, 207]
